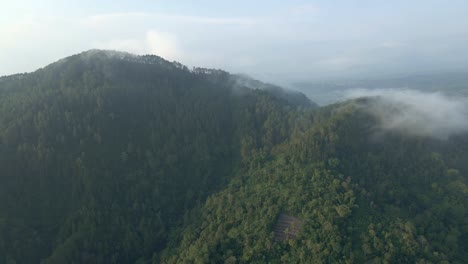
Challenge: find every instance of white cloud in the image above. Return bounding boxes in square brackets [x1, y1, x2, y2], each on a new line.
[100, 39, 147, 55]
[346, 89, 468, 139]
[95, 30, 182, 61]
[146, 30, 182, 60]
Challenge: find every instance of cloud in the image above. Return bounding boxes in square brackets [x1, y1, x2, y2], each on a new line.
[146, 30, 182, 60]
[95, 30, 182, 61]
[346, 89, 468, 139]
[101, 39, 147, 54]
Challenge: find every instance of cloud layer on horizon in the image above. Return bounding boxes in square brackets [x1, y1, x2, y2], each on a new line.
[2, 1, 468, 83]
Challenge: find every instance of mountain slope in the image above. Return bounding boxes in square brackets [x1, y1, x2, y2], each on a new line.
[162, 100, 468, 263]
[0, 50, 314, 264]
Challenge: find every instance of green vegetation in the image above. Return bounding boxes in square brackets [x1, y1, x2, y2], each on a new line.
[162, 101, 468, 263]
[0, 50, 466, 263]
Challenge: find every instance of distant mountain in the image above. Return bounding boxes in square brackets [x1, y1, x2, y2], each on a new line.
[0, 50, 466, 263]
[293, 72, 468, 105]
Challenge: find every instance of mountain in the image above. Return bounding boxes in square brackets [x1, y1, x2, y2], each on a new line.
[0, 50, 466, 263]
[0, 50, 314, 263]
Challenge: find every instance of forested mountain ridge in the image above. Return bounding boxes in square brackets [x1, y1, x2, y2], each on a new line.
[0, 49, 314, 263]
[0, 50, 466, 263]
[162, 99, 468, 263]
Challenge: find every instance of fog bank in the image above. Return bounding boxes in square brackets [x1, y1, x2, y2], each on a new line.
[346, 89, 468, 139]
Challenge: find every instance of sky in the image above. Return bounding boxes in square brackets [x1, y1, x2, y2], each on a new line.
[1, 0, 468, 83]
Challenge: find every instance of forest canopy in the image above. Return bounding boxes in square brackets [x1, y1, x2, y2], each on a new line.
[0, 50, 466, 264]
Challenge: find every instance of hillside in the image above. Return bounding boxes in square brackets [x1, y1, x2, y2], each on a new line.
[0, 50, 467, 264]
[162, 100, 468, 263]
[0, 50, 314, 263]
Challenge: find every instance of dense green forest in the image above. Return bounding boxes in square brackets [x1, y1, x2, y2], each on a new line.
[0, 50, 466, 263]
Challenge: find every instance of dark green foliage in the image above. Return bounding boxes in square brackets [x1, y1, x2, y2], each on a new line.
[0, 50, 307, 263]
[0, 50, 466, 263]
[161, 101, 468, 264]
